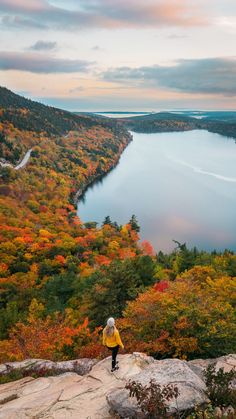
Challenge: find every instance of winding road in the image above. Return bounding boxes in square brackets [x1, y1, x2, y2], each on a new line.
[0, 148, 33, 170]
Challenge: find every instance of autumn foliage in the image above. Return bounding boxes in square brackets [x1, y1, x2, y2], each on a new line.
[0, 90, 236, 363]
[120, 266, 236, 359]
[0, 299, 105, 361]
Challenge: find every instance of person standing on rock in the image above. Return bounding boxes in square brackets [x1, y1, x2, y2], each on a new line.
[102, 317, 124, 372]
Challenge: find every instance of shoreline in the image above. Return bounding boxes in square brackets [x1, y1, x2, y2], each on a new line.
[73, 131, 133, 207]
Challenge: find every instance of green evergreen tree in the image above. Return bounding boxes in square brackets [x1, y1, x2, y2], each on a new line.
[102, 216, 112, 226]
[129, 214, 140, 232]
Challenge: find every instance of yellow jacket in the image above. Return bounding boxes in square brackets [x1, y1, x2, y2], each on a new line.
[102, 327, 124, 349]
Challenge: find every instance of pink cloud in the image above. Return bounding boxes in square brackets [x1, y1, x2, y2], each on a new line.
[0, 0, 47, 13]
[0, 51, 93, 73]
[0, 0, 207, 29]
[156, 0, 205, 26]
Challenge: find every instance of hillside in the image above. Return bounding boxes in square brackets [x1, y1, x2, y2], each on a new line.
[119, 111, 201, 133]
[0, 88, 235, 366]
[0, 88, 140, 345]
[0, 86, 116, 136]
[119, 111, 236, 139]
[203, 111, 236, 121]
[0, 87, 130, 166]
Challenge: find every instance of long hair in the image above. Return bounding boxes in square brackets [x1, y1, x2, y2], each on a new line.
[104, 325, 115, 337]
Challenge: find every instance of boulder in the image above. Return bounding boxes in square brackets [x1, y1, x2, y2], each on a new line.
[0, 353, 153, 419]
[0, 353, 235, 419]
[0, 358, 97, 376]
[107, 388, 141, 418]
[107, 358, 209, 418]
[188, 354, 236, 381]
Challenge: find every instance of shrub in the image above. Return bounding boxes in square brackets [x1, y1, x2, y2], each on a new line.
[188, 404, 236, 418]
[125, 378, 179, 418]
[204, 364, 236, 408]
[0, 365, 62, 385]
[121, 270, 236, 359]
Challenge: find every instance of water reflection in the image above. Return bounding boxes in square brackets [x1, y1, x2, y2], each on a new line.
[78, 130, 236, 253]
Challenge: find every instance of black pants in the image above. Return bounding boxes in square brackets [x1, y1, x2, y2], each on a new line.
[107, 345, 119, 369]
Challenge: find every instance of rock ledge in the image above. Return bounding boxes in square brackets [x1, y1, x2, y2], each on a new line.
[0, 353, 235, 419]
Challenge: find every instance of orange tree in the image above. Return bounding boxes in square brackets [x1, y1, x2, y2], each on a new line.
[0, 299, 105, 362]
[120, 266, 236, 359]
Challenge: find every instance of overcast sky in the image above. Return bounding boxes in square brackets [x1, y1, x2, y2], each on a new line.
[0, 0, 236, 111]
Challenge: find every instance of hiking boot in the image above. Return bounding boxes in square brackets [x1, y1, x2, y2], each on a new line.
[111, 365, 119, 372]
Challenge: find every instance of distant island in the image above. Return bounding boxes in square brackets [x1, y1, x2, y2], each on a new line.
[76, 108, 236, 139]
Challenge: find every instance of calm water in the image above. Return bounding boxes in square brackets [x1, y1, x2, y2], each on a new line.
[78, 130, 236, 252]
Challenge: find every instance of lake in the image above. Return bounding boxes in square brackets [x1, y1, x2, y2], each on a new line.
[78, 130, 236, 253]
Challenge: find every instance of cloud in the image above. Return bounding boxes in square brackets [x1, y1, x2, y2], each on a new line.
[29, 40, 57, 51]
[1, 15, 46, 28]
[215, 17, 236, 34]
[0, 0, 206, 30]
[69, 86, 85, 93]
[0, 0, 48, 13]
[102, 57, 236, 96]
[0, 51, 93, 73]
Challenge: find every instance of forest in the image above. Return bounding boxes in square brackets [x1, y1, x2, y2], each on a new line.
[120, 111, 236, 139]
[0, 88, 235, 363]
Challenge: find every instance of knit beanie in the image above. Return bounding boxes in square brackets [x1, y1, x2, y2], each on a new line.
[107, 317, 115, 327]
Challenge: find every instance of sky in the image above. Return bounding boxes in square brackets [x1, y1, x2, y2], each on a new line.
[0, 0, 236, 111]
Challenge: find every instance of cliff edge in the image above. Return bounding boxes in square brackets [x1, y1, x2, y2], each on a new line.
[0, 353, 235, 418]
